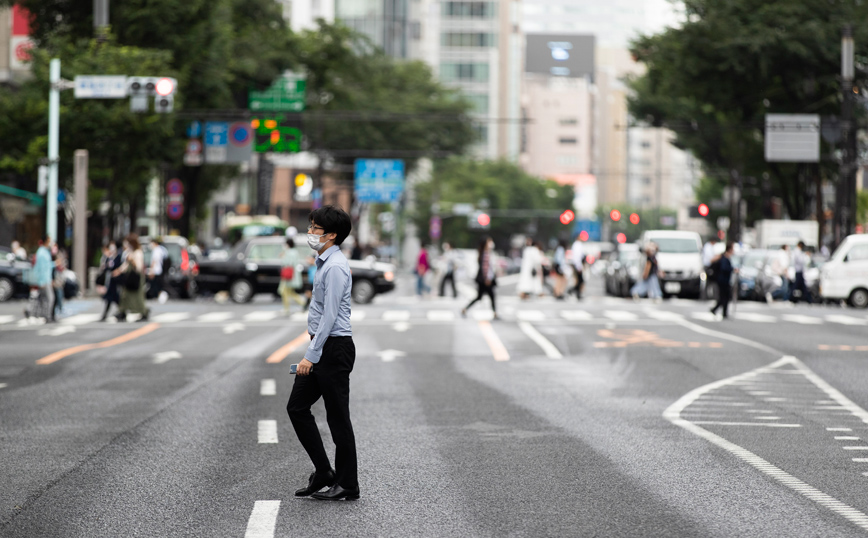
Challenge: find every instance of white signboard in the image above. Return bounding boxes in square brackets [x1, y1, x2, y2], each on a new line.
[74, 75, 129, 99]
[764, 114, 820, 163]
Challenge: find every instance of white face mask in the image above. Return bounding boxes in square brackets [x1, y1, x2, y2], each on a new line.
[307, 233, 326, 252]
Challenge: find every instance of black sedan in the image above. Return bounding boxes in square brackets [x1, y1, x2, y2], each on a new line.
[0, 247, 31, 302]
[604, 248, 642, 297]
[195, 237, 396, 304]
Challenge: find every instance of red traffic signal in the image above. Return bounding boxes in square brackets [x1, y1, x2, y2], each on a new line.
[610, 209, 622, 221]
[629, 213, 640, 225]
[560, 209, 575, 225]
[698, 203, 710, 217]
[155, 77, 176, 96]
[579, 230, 589, 241]
[477, 212, 490, 227]
[616, 233, 627, 244]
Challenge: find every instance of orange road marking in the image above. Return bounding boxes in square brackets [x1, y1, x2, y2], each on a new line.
[36, 323, 161, 365]
[266, 331, 310, 364]
[593, 329, 721, 349]
[478, 321, 510, 362]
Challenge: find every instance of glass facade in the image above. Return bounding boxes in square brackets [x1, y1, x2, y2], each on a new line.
[336, 0, 410, 58]
[441, 2, 497, 19]
[440, 62, 490, 83]
[440, 32, 497, 48]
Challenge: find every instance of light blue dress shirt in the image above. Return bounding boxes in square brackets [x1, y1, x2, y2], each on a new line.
[34, 246, 53, 287]
[305, 245, 353, 364]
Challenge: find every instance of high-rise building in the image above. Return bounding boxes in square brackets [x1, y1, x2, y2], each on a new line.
[335, 0, 413, 58]
[281, 0, 335, 32]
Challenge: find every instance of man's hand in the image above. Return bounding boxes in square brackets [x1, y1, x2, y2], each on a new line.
[297, 358, 314, 376]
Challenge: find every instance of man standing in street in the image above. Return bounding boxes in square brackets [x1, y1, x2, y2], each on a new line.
[287, 205, 359, 501]
[570, 233, 585, 299]
[147, 238, 169, 303]
[792, 241, 812, 303]
[27, 235, 54, 320]
[710, 242, 737, 319]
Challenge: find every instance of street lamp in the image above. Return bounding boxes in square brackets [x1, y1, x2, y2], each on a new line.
[838, 24, 856, 245]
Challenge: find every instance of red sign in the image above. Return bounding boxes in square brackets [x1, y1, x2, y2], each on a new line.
[12, 5, 31, 35]
[698, 203, 710, 217]
[559, 210, 575, 225]
[167, 178, 184, 194]
[167, 204, 184, 220]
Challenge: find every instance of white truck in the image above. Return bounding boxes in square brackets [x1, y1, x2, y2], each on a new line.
[753, 220, 819, 250]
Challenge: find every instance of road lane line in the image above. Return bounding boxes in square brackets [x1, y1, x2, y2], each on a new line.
[59, 314, 103, 325]
[843, 446, 868, 450]
[0, 383, 7, 389]
[852, 458, 868, 462]
[383, 310, 410, 321]
[477, 321, 509, 362]
[561, 310, 592, 321]
[665, 356, 868, 531]
[244, 311, 280, 322]
[836, 437, 861, 441]
[245, 500, 280, 538]
[258, 420, 278, 443]
[826, 315, 868, 326]
[36, 323, 161, 365]
[518, 321, 563, 359]
[604, 310, 638, 321]
[828, 428, 853, 432]
[350, 310, 366, 321]
[265, 331, 310, 364]
[733, 312, 777, 323]
[516, 310, 546, 322]
[689, 421, 802, 427]
[197, 312, 234, 323]
[427, 310, 455, 321]
[782, 314, 823, 325]
[0, 315, 15, 325]
[151, 312, 190, 323]
[261, 379, 276, 396]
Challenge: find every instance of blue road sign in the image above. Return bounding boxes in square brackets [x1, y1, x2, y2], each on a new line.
[205, 122, 228, 146]
[354, 159, 405, 203]
[187, 121, 202, 138]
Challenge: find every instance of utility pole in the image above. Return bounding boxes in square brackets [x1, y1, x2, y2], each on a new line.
[73, 150, 88, 290]
[838, 25, 856, 246]
[47, 59, 60, 243]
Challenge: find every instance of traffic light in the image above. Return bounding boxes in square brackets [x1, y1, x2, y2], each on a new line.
[560, 209, 575, 225]
[689, 203, 710, 218]
[610, 209, 622, 221]
[154, 77, 176, 113]
[127, 76, 177, 113]
[469, 210, 490, 229]
[629, 213, 640, 225]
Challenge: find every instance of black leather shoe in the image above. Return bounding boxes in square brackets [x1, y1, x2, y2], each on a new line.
[294, 469, 335, 497]
[311, 484, 360, 501]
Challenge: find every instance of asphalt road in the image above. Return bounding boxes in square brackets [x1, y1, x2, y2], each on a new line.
[1, 273, 868, 537]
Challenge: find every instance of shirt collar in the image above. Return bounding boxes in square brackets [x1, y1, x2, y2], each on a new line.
[317, 245, 340, 264]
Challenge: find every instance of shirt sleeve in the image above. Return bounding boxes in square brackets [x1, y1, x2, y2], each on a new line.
[305, 265, 349, 364]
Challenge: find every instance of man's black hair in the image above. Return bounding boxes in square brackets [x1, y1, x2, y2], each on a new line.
[309, 205, 352, 246]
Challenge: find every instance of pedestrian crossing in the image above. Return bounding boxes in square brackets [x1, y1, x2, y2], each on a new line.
[1, 307, 866, 328]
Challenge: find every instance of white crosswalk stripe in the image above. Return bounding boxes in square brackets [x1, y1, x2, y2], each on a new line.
[604, 310, 638, 321]
[691, 312, 718, 322]
[782, 314, 823, 325]
[733, 312, 777, 323]
[644, 310, 685, 321]
[151, 312, 190, 323]
[382, 310, 410, 321]
[0, 315, 16, 325]
[516, 310, 546, 322]
[243, 311, 280, 322]
[59, 313, 103, 325]
[350, 310, 366, 321]
[257, 420, 278, 443]
[427, 310, 455, 321]
[472, 309, 495, 321]
[197, 312, 234, 323]
[560, 310, 592, 321]
[826, 315, 868, 326]
[245, 501, 280, 538]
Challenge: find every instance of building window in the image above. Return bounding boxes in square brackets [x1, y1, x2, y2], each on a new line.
[474, 124, 489, 144]
[441, 32, 497, 48]
[442, 2, 496, 19]
[559, 118, 578, 126]
[559, 137, 578, 145]
[641, 141, 651, 149]
[643, 177, 652, 185]
[440, 63, 490, 83]
[465, 94, 489, 114]
[557, 155, 579, 166]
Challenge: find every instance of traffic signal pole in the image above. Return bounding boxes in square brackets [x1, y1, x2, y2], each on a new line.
[47, 58, 60, 243]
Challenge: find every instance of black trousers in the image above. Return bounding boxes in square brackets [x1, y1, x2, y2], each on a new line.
[711, 282, 732, 317]
[465, 281, 496, 313]
[439, 271, 457, 297]
[573, 268, 584, 297]
[286, 336, 358, 490]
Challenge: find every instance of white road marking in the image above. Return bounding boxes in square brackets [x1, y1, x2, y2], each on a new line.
[151, 312, 190, 323]
[383, 310, 410, 321]
[755, 416, 781, 420]
[378, 349, 406, 362]
[223, 323, 246, 335]
[244, 500, 280, 538]
[0, 315, 14, 325]
[471, 310, 495, 321]
[518, 321, 563, 359]
[59, 314, 103, 325]
[852, 458, 868, 462]
[244, 311, 280, 322]
[290, 312, 308, 322]
[691, 312, 719, 322]
[781, 314, 823, 325]
[0, 383, 7, 389]
[560, 310, 593, 321]
[260, 379, 276, 396]
[391, 321, 411, 332]
[826, 315, 868, 326]
[604, 310, 638, 321]
[835, 437, 861, 441]
[38, 325, 76, 336]
[665, 356, 868, 531]
[258, 420, 278, 443]
[350, 310, 366, 321]
[152, 351, 182, 364]
[644, 310, 685, 321]
[733, 312, 777, 323]
[478, 321, 510, 362]
[198, 312, 233, 323]
[843, 446, 868, 450]
[828, 428, 853, 432]
[516, 310, 546, 322]
[427, 310, 455, 321]
[688, 421, 802, 427]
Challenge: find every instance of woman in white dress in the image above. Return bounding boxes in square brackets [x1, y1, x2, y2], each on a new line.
[517, 237, 543, 299]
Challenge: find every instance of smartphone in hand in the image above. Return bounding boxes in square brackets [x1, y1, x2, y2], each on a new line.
[290, 363, 298, 374]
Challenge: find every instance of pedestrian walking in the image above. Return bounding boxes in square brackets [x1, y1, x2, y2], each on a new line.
[98, 242, 123, 321]
[517, 237, 543, 299]
[552, 240, 568, 300]
[286, 205, 359, 501]
[766, 245, 790, 302]
[113, 233, 149, 322]
[791, 241, 812, 303]
[438, 242, 459, 298]
[631, 244, 663, 301]
[25, 235, 54, 321]
[51, 250, 67, 321]
[147, 238, 169, 303]
[11, 240, 27, 260]
[279, 237, 306, 316]
[570, 234, 585, 299]
[416, 245, 431, 296]
[710, 242, 737, 319]
[462, 237, 498, 319]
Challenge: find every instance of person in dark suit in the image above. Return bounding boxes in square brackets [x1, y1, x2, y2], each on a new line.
[461, 237, 498, 319]
[710, 242, 737, 319]
[99, 241, 123, 321]
[286, 205, 359, 501]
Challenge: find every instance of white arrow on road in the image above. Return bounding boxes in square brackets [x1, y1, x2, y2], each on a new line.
[223, 322, 246, 334]
[377, 349, 406, 362]
[152, 351, 183, 364]
[38, 325, 76, 336]
[391, 321, 411, 333]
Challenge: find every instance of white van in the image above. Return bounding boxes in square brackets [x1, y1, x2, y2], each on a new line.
[820, 234, 868, 308]
[639, 230, 705, 298]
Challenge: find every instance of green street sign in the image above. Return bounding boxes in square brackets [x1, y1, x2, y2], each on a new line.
[252, 116, 303, 153]
[249, 73, 306, 112]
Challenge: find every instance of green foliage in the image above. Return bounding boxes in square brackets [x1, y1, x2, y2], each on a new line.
[628, 0, 868, 222]
[295, 22, 476, 167]
[857, 190, 868, 226]
[412, 159, 575, 248]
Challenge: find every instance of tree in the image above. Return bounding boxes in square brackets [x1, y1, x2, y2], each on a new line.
[411, 159, 575, 249]
[628, 0, 868, 224]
